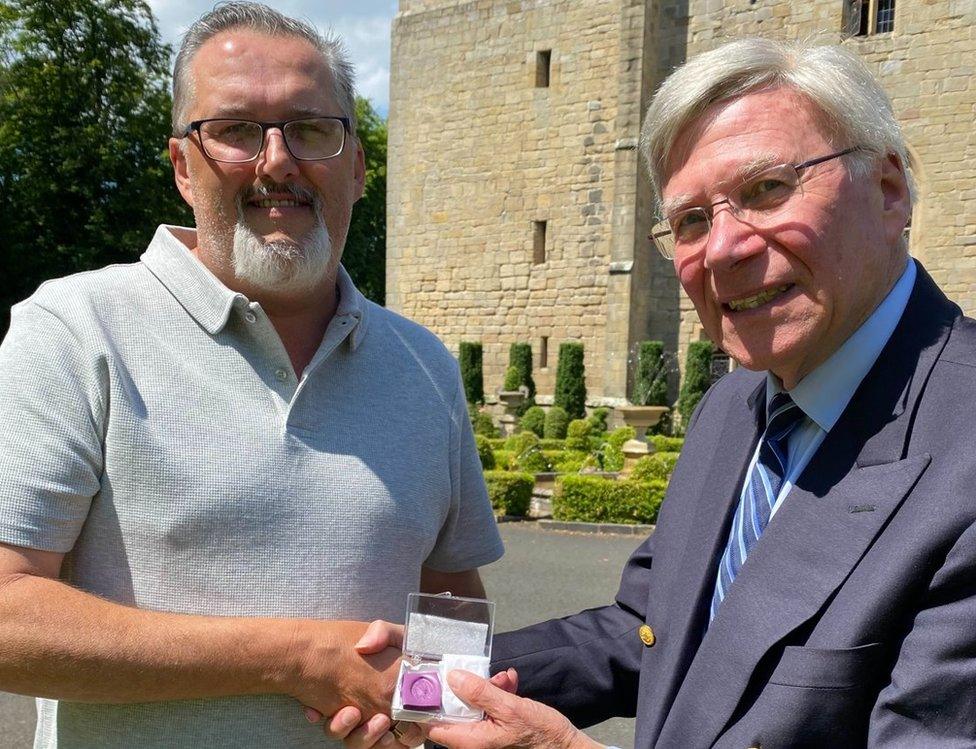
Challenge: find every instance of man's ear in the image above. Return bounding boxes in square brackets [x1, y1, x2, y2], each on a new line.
[169, 137, 195, 208]
[352, 136, 366, 203]
[879, 151, 911, 248]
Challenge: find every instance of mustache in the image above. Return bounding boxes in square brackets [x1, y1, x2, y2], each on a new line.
[235, 182, 322, 212]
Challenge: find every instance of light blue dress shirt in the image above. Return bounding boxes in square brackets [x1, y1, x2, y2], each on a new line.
[763, 257, 916, 519]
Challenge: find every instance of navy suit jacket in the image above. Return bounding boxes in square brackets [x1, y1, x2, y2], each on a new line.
[493, 266, 976, 748]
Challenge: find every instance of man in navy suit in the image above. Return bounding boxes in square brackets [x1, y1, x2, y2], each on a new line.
[327, 37, 976, 749]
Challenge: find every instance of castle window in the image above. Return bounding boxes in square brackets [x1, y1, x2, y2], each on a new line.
[536, 50, 551, 88]
[540, 336, 549, 369]
[533, 220, 547, 264]
[851, 0, 895, 36]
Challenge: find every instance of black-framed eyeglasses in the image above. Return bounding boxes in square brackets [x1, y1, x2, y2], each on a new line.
[182, 116, 351, 163]
[649, 147, 862, 260]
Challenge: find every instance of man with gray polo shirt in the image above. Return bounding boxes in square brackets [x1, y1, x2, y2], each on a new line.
[0, 4, 502, 748]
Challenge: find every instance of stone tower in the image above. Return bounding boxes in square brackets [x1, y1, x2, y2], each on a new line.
[387, 0, 976, 408]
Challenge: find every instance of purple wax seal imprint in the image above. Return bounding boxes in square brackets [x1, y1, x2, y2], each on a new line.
[401, 670, 442, 710]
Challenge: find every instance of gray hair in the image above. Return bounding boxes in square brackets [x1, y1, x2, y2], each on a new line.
[640, 37, 915, 210]
[171, 1, 357, 137]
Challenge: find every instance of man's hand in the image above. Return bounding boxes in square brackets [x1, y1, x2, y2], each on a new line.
[286, 620, 401, 720]
[426, 670, 602, 749]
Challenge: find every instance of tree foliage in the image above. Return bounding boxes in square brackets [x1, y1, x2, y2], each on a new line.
[0, 0, 191, 335]
[343, 96, 387, 304]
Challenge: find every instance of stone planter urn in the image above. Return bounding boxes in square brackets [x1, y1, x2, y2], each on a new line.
[496, 390, 526, 436]
[617, 405, 669, 471]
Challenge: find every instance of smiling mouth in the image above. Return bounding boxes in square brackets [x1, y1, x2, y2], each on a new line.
[726, 284, 794, 312]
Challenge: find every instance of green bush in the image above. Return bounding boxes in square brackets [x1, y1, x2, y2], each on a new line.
[484, 471, 534, 516]
[632, 340, 670, 406]
[493, 449, 514, 470]
[554, 342, 587, 419]
[516, 447, 553, 474]
[630, 451, 680, 482]
[554, 476, 666, 524]
[475, 435, 496, 469]
[509, 343, 536, 398]
[600, 426, 636, 472]
[504, 431, 540, 456]
[565, 419, 592, 451]
[650, 435, 684, 453]
[519, 406, 546, 437]
[678, 341, 715, 429]
[503, 365, 521, 391]
[544, 406, 570, 439]
[539, 438, 566, 450]
[587, 407, 610, 434]
[487, 437, 507, 450]
[552, 450, 588, 474]
[469, 404, 498, 438]
[459, 341, 485, 405]
[607, 426, 636, 449]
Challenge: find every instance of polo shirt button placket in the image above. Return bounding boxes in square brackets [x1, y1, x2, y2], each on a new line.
[274, 368, 289, 383]
[243, 311, 257, 324]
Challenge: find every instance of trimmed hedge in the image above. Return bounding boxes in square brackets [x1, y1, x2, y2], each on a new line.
[544, 405, 570, 439]
[565, 419, 592, 451]
[650, 435, 684, 453]
[493, 449, 514, 470]
[469, 405, 498, 438]
[678, 340, 715, 428]
[484, 471, 534, 517]
[601, 426, 636, 472]
[459, 341, 484, 405]
[587, 407, 610, 434]
[516, 447, 552, 473]
[630, 451, 680, 482]
[504, 431, 539, 455]
[475, 435, 496, 470]
[539, 438, 566, 450]
[632, 340, 669, 406]
[520, 406, 546, 437]
[487, 438, 507, 450]
[554, 342, 587, 419]
[552, 450, 588, 474]
[554, 476, 666, 524]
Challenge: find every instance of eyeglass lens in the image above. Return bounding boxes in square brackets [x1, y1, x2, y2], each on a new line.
[198, 118, 345, 162]
[651, 163, 802, 259]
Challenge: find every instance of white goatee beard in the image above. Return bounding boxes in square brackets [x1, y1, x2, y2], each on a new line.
[231, 214, 333, 295]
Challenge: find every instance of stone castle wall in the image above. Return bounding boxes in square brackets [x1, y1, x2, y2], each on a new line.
[389, 0, 976, 404]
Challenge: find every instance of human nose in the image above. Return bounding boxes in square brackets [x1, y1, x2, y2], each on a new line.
[254, 127, 300, 183]
[703, 203, 765, 271]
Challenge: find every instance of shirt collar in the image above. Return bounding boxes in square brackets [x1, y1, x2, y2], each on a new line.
[141, 225, 369, 347]
[767, 257, 916, 432]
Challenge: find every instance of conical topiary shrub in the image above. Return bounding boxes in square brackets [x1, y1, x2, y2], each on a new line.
[554, 342, 586, 420]
[459, 341, 484, 405]
[677, 340, 715, 428]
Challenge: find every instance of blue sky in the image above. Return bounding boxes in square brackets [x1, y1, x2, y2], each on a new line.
[147, 0, 398, 115]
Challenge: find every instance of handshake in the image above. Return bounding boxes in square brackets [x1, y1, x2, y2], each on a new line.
[297, 620, 598, 749]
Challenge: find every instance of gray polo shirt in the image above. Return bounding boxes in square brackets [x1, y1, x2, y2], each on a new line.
[0, 225, 503, 748]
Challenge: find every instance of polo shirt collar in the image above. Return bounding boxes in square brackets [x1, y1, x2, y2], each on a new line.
[141, 225, 241, 335]
[141, 225, 370, 348]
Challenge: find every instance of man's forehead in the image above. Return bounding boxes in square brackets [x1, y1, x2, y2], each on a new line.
[187, 29, 336, 115]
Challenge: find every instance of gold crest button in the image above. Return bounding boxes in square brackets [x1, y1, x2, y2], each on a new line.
[639, 624, 656, 647]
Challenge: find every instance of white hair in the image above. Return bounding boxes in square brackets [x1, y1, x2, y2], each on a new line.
[171, 1, 357, 136]
[640, 37, 915, 209]
[231, 215, 333, 295]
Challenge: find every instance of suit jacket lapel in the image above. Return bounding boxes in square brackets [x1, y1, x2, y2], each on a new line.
[655, 265, 957, 748]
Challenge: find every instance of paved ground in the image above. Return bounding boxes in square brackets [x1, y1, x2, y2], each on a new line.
[0, 522, 645, 748]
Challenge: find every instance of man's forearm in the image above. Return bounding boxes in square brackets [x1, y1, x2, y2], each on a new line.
[0, 572, 391, 713]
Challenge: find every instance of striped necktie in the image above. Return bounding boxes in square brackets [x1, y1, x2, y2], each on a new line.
[710, 392, 805, 620]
